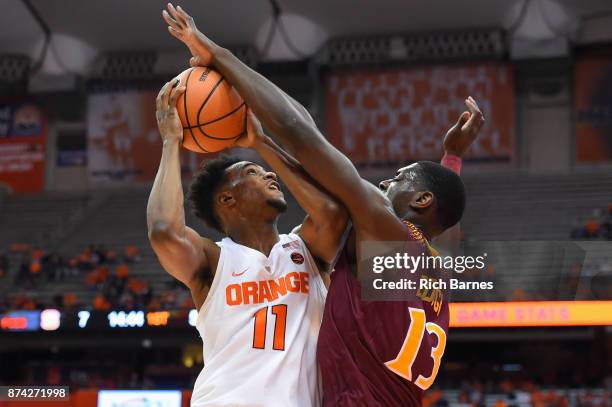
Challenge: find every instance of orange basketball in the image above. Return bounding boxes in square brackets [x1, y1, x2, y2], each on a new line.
[175, 66, 247, 153]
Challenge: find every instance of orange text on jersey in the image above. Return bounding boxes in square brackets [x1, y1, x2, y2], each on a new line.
[226, 272, 309, 306]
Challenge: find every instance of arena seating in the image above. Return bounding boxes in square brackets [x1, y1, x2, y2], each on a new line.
[459, 170, 612, 240]
[1, 168, 611, 308]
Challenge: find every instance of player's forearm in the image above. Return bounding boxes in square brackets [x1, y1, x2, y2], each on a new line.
[147, 139, 186, 236]
[434, 154, 463, 252]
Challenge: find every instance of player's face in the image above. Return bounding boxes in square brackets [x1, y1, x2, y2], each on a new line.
[378, 163, 422, 215]
[225, 161, 287, 213]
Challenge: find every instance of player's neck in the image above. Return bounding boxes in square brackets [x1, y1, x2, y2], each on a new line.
[228, 221, 280, 257]
[404, 219, 433, 241]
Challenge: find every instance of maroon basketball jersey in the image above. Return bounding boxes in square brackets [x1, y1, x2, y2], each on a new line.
[317, 223, 449, 407]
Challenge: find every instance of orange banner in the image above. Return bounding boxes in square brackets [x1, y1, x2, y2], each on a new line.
[450, 301, 612, 328]
[575, 54, 612, 162]
[325, 63, 515, 164]
[87, 91, 207, 185]
[0, 102, 46, 193]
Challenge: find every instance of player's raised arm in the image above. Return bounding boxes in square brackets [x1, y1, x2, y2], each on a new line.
[147, 78, 216, 307]
[237, 110, 348, 267]
[434, 97, 485, 251]
[162, 4, 408, 240]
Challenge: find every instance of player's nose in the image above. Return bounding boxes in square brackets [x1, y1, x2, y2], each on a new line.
[264, 171, 277, 181]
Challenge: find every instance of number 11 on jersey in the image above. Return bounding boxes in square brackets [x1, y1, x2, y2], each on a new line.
[253, 304, 287, 351]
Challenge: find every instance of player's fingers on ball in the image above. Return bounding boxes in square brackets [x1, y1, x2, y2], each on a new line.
[166, 78, 181, 104]
[160, 79, 175, 107]
[169, 84, 185, 106]
[156, 83, 169, 110]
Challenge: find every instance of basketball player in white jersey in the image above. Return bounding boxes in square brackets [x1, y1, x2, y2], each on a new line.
[147, 81, 347, 406]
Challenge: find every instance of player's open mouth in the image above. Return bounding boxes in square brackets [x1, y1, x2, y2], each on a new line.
[268, 181, 281, 191]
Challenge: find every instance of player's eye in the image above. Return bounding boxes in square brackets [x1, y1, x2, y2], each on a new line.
[247, 168, 257, 175]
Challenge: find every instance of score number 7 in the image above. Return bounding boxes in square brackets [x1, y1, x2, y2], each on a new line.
[385, 307, 447, 390]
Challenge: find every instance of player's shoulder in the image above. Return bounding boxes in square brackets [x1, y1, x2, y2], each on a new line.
[279, 232, 305, 248]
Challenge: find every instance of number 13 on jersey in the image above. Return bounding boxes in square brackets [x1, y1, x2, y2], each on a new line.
[385, 307, 447, 390]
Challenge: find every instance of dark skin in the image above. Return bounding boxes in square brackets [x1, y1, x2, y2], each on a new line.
[147, 79, 347, 309]
[162, 3, 483, 262]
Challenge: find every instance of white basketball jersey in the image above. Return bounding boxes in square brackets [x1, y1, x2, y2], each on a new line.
[192, 233, 327, 407]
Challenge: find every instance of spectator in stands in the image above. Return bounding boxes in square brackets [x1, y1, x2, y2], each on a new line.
[116, 263, 129, 280]
[118, 290, 135, 310]
[31, 247, 44, 262]
[123, 244, 140, 263]
[77, 247, 93, 271]
[29, 260, 42, 286]
[0, 251, 8, 278]
[93, 293, 111, 311]
[584, 217, 600, 238]
[103, 274, 124, 306]
[45, 252, 63, 281]
[105, 248, 118, 264]
[67, 257, 79, 276]
[63, 293, 78, 310]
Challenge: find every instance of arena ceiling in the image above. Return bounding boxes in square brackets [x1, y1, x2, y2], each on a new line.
[1, 0, 612, 58]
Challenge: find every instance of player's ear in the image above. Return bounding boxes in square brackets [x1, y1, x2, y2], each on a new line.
[217, 191, 236, 208]
[410, 191, 434, 209]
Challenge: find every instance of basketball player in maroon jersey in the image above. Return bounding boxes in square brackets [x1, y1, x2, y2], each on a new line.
[162, 4, 484, 405]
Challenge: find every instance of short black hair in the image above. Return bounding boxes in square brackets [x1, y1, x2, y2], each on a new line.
[414, 161, 466, 229]
[188, 155, 241, 233]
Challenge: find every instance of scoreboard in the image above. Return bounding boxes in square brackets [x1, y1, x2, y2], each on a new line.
[2, 301, 612, 332]
[0, 309, 199, 332]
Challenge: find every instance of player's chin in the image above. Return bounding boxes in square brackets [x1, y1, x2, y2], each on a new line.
[266, 196, 288, 213]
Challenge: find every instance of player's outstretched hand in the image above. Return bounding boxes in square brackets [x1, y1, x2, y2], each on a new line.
[443, 96, 485, 157]
[156, 78, 186, 143]
[162, 3, 217, 65]
[236, 109, 266, 149]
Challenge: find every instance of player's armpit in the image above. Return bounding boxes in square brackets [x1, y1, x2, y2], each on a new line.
[148, 225, 217, 299]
